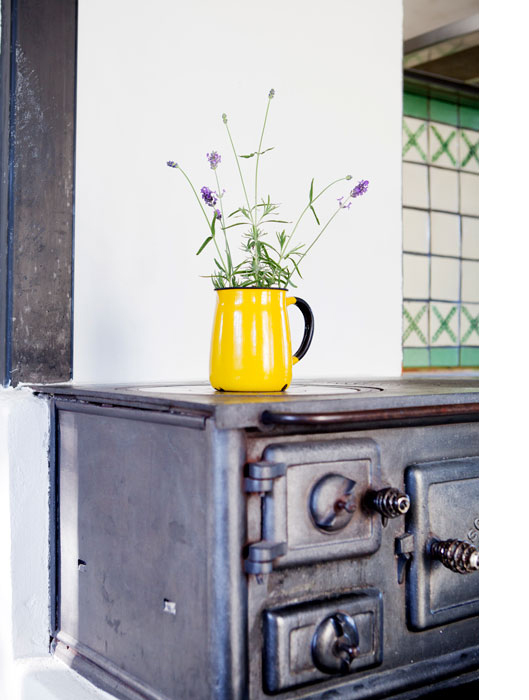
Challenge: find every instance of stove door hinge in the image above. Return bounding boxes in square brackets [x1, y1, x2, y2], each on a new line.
[244, 461, 286, 493]
[244, 540, 287, 577]
[395, 533, 415, 584]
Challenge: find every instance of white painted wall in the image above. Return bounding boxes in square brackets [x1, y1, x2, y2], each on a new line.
[2, 3, 404, 698]
[73, 0, 403, 384]
[0, 388, 115, 699]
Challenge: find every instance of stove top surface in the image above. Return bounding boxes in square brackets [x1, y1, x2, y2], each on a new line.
[132, 382, 382, 396]
[34, 377, 478, 430]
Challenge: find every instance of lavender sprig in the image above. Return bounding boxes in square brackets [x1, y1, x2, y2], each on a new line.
[201, 186, 218, 208]
[167, 161, 228, 272]
[352, 179, 369, 198]
[207, 151, 221, 170]
[167, 91, 369, 289]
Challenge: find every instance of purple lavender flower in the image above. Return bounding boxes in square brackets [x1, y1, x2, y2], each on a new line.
[201, 186, 218, 207]
[269, 88, 275, 99]
[214, 209, 222, 220]
[337, 196, 351, 210]
[207, 151, 221, 170]
[351, 179, 369, 198]
[167, 160, 178, 168]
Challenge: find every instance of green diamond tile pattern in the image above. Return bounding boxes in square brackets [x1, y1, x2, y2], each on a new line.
[430, 303, 459, 346]
[403, 118, 428, 162]
[402, 91, 479, 369]
[429, 123, 458, 167]
[460, 130, 479, 171]
[403, 303, 428, 347]
[461, 304, 479, 345]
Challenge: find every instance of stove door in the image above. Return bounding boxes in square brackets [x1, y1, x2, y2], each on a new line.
[403, 457, 479, 630]
[245, 438, 383, 570]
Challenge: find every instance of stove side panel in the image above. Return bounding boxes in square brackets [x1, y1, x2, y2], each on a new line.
[55, 406, 244, 700]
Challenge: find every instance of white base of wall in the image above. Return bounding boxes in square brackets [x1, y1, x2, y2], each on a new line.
[6, 657, 116, 700]
[0, 388, 116, 700]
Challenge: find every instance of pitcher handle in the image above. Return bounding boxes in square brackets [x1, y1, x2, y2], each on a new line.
[286, 296, 315, 364]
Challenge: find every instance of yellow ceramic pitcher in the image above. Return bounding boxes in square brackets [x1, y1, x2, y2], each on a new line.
[209, 288, 314, 392]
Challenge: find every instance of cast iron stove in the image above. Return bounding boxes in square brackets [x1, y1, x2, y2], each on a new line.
[38, 377, 479, 699]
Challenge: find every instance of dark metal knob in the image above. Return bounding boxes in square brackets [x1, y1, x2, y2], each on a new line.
[309, 474, 356, 532]
[429, 538, 479, 574]
[312, 611, 360, 674]
[365, 487, 410, 521]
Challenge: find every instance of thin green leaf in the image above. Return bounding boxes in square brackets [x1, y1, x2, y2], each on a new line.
[291, 258, 303, 278]
[210, 212, 217, 236]
[223, 221, 252, 230]
[309, 178, 314, 203]
[239, 147, 275, 159]
[196, 236, 213, 255]
[310, 204, 320, 226]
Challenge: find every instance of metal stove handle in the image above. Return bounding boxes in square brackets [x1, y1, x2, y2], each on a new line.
[429, 538, 479, 574]
[261, 403, 479, 429]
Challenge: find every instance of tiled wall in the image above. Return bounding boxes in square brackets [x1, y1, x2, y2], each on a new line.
[402, 93, 479, 368]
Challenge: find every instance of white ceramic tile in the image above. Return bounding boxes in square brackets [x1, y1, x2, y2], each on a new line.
[403, 208, 429, 253]
[461, 217, 479, 259]
[429, 122, 458, 169]
[403, 117, 428, 163]
[430, 301, 459, 346]
[430, 212, 460, 257]
[460, 172, 479, 215]
[403, 301, 429, 347]
[459, 130, 479, 172]
[402, 163, 429, 209]
[429, 167, 459, 212]
[430, 255, 460, 301]
[460, 303, 479, 345]
[461, 260, 479, 302]
[403, 253, 429, 299]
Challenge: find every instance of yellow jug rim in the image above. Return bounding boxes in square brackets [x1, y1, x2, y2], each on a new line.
[214, 286, 288, 292]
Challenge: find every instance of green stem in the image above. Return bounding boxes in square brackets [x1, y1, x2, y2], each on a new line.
[214, 170, 233, 284]
[285, 177, 347, 252]
[177, 165, 228, 273]
[275, 176, 349, 284]
[296, 199, 350, 266]
[223, 120, 252, 217]
[254, 95, 273, 220]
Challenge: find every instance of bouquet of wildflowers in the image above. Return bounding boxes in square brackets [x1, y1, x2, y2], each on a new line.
[167, 89, 368, 289]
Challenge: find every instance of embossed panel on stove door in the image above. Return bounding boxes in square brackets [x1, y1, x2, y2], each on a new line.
[259, 438, 383, 568]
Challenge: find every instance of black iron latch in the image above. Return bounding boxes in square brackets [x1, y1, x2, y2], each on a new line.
[395, 533, 414, 584]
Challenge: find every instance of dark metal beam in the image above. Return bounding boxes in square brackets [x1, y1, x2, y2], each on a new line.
[0, 0, 77, 386]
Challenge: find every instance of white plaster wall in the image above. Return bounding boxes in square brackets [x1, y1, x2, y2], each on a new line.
[0, 388, 115, 699]
[0, 388, 50, 666]
[2, 3, 404, 698]
[73, 0, 403, 384]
